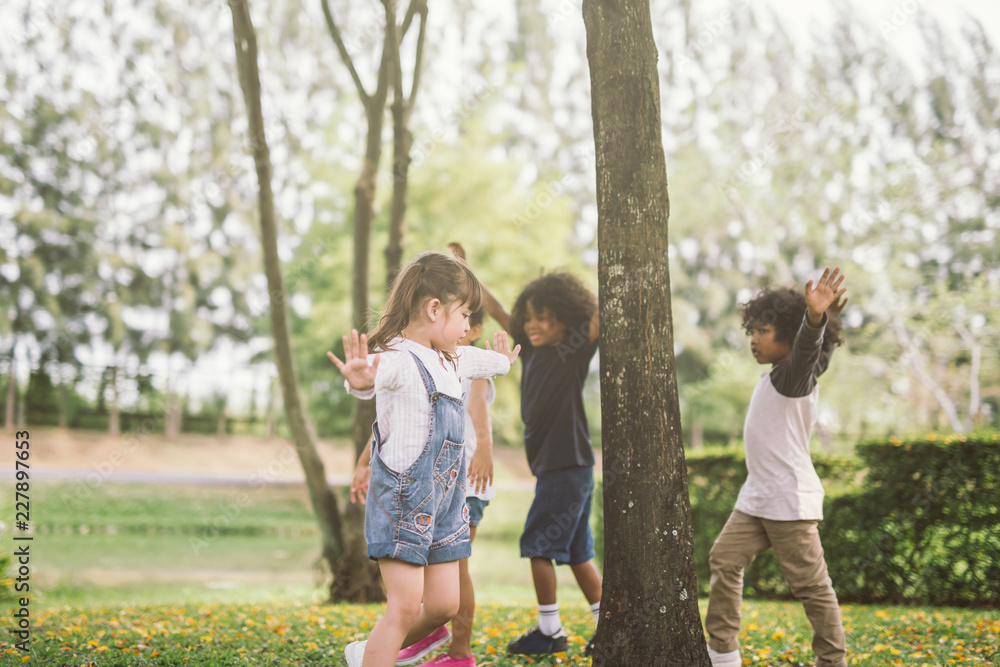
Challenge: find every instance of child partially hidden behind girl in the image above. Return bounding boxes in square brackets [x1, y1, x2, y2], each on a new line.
[328, 252, 519, 667]
[449, 243, 603, 658]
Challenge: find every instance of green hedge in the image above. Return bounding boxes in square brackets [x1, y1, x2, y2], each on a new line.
[595, 435, 999, 607]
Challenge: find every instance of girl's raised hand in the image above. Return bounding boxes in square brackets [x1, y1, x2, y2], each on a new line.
[485, 330, 521, 364]
[327, 329, 380, 391]
[805, 266, 847, 325]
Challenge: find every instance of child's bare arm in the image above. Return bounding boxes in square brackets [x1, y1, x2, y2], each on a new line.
[466, 380, 494, 496]
[587, 310, 600, 345]
[350, 440, 372, 505]
[448, 242, 512, 332]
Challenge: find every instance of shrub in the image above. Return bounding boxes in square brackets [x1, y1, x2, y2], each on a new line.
[594, 435, 999, 607]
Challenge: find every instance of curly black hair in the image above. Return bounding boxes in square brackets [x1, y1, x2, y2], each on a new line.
[509, 273, 597, 348]
[470, 308, 485, 329]
[740, 286, 843, 353]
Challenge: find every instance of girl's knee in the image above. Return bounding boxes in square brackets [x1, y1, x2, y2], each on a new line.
[423, 592, 460, 624]
[385, 598, 423, 627]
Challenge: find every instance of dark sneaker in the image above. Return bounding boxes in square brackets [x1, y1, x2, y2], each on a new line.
[507, 626, 568, 655]
[584, 634, 595, 656]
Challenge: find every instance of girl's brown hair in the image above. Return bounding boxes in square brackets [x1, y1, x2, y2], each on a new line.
[369, 252, 483, 360]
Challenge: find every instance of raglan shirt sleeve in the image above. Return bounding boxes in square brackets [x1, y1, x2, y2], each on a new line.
[455, 345, 511, 381]
[769, 313, 829, 398]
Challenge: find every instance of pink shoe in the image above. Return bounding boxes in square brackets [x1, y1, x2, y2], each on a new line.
[396, 626, 451, 666]
[416, 655, 476, 667]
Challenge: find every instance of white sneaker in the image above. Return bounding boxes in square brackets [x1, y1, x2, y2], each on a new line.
[708, 646, 741, 667]
[345, 640, 367, 667]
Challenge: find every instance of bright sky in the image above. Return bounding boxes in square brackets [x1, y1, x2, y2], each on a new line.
[749, 0, 999, 73]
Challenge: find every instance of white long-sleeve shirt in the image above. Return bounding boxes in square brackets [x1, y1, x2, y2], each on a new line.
[735, 314, 832, 521]
[346, 337, 511, 472]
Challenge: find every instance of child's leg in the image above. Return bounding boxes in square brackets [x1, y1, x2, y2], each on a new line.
[364, 559, 426, 667]
[401, 560, 461, 649]
[447, 525, 477, 658]
[570, 560, 602, 605]
[705, 511, 770, 655]
[530, 557, 558, 605]
[763, 519, 847, 667]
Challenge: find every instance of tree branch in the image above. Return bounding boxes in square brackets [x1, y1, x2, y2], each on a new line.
[408, 0, 428, 108]
[387, 0, 404, 109]
[320, 0, 371, 106]
[891, 318, 965, 433]
[400, 0, 419, 38]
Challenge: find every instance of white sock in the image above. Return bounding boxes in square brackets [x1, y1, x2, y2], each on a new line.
[537, 603, 561, 635]
[708, 646, 741, 667]
[590, 601, 600, 626]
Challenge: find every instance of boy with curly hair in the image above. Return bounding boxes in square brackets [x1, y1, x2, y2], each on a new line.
[449, 243, 602, 658]
[705, 267, 849, 667]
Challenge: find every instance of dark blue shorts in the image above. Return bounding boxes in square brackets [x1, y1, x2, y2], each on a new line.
[466, 497, 489, 527]
[519, 466, 595, 566]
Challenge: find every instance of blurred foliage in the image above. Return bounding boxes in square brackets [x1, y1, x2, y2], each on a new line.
[595, 435, 999, 607]
[0, 0, 997, 448]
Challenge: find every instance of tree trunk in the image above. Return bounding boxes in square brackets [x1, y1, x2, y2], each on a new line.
[583, 0, 711, 664]
[385, 0, 426, 291]
[5, 352, 15, 432]
[267, 374, 277, 440]
[217, 397, 228, 438]
[109, 365, 121, 438]
[57, 377, 68, 429]
[318, 0, 401, 603]
[165, 358, 179, 441]
[229, 0, 358, 604]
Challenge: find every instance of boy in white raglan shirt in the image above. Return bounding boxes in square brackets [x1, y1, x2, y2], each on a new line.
[704, 267, 849, 667]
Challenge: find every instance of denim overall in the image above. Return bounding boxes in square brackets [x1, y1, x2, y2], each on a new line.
[365, 351, 471, 565]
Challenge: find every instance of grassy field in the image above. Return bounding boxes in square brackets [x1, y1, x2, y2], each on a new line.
[1, 467, 998, 665]
[2, 599, 998, 665]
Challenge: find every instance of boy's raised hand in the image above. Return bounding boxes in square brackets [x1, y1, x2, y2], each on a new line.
[805, 267, 847, 326]
[485, 330, 521, 364]
[327, 329, 380, 391]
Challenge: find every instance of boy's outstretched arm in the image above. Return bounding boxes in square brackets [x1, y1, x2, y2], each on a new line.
[772, 267, 848, 397]
[587, 310, 600, 345]
[448, 242, 512, 332]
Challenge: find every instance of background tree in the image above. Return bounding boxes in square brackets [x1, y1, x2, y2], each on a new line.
[229, 0, 347, 604]
[583, 0, 710, 663]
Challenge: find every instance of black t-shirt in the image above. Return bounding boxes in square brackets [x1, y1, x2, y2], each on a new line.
[520, 335, 598, 476]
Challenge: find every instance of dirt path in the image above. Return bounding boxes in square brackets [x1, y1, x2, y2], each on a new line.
[9, 427, 546, 487]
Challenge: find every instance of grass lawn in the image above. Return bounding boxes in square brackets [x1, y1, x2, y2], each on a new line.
[2, 599, 998, 666]
[1, 479, 998, 665]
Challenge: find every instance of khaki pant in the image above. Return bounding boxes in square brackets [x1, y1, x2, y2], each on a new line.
[705, 510, 847, 667]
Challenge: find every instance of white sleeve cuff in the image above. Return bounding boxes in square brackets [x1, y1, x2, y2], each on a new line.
[345, 379, 376, 400]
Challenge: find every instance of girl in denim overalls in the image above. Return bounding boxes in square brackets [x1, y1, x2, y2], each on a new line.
[329, 252, 520, 667]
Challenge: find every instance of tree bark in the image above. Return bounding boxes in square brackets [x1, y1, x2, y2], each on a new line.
[583, 0, 711, 664]
[229, 0, 354, 603]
